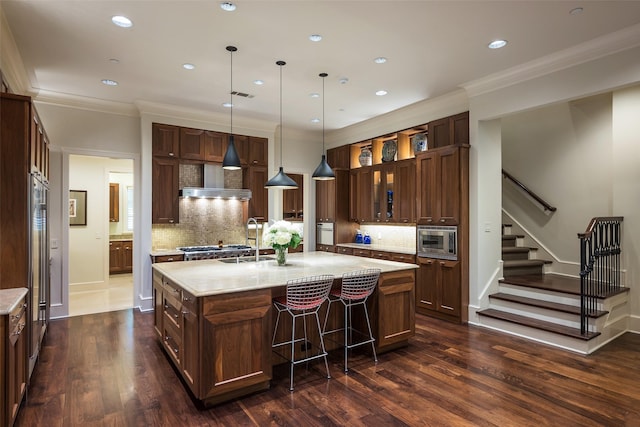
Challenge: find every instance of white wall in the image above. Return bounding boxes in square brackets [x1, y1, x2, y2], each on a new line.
[108, 171, 134, 236]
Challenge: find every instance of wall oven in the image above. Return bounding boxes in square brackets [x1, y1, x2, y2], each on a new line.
[417, 225, 458, 260]
[316, 222, 334, 246]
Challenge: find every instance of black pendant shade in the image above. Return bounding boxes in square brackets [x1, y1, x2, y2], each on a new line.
[265, 60, 298, 190]
[312, 154, 335, 180]
[265, 166, 299, 189]
[312, 72, 335, 180]
[223, 135, 241, 170]
[223, 45, 242, 170]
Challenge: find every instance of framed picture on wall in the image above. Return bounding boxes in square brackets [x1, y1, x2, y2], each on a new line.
[69, 190, 87, 226]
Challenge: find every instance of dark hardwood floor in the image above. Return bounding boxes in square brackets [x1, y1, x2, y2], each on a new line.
[16, 309, 640, 426]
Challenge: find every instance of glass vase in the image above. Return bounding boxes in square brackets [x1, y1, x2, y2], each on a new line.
[275, 247, 288, 266]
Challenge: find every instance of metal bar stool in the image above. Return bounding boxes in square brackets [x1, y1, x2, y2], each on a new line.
[323, 268, 381, 372]
[272, 274, 334, 391]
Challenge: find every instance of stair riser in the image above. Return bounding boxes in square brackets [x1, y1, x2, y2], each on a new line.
[477, 316, 590, 354]
[502, 252, 530, 261]
[498, 284, 586, 307]
[504, 265, 544, 276]
[488, 299, 582, 329]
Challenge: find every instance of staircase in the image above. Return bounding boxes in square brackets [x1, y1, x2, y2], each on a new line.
[477, 223, 629, 354]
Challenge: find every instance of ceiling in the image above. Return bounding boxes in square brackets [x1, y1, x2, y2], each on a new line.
[2, 1, 640, 132]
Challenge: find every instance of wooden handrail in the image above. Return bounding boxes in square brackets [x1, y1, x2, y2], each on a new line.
[578, 216, 624, 239]
[502, 169, 557, 212]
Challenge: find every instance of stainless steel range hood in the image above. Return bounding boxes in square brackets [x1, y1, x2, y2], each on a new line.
[179, 164, 252, 200]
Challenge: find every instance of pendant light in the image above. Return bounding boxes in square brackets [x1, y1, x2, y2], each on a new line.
[312, 72, 335, 180]
[222, 45, 241, 170]
[265, 60, 298, 189]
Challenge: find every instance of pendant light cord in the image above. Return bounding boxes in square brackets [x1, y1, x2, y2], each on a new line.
[230, 49, 233, 135]
[322, 73, 325, 154]
[278, 61, 284, 167]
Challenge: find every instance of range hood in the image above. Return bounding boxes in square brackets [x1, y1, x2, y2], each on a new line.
[179, 164, 252, 200]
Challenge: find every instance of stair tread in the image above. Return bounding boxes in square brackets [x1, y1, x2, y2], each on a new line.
[489, 292, 608, 318]
[477, 308, 600, 340]
[502, 247, 537, 253]
[499, 274, 630, 298]
[503, 259, 552, 267]
[501, 235, 523, 240]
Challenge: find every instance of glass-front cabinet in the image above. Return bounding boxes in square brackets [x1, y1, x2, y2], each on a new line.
[373, 164, 395, 222]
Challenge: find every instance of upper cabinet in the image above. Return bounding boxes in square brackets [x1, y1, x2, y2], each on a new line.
[152, 123, 180, 158]
[248, 137, 268, 166]
[109, 183, 119, 223]
[204, 131, 227, 163]
[179, 127, 206, 160]
[327, 145, 350, 170]
[283, 174, 303, 221]
[427, 112, 469, 149]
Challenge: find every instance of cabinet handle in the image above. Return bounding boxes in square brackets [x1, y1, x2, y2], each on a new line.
[174, 313, 179, 319]
[183, 296, 191, 302]
[164, 304, 169, 310]
[440, 219, 446, 223]
[426, 260, 433, 265]
[166, 257, 174, 261]
[427, 219, 433, 223]
[169, 152, 175, 157]
[440, 261, 446, 266]
[168, 219, 175, 223]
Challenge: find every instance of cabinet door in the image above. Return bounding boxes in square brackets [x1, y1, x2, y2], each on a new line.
[451, 112, 469, 145]
[416, 152, 437, 224]
[204, 131, 227, 163]
[373, 164, 394, 222]
[327, 145, 350, 169]
[248, 136, 267, 166]
[109, 183, 119, 222]
[437, 260, 461, 317]
[438, 146, 460, 225]
[152, 156, 179, 224]
[109, 241, 122, 274]
[356, 167, 373, 222]
[201, 290, 272, 401]
[428, 117, 450, 149]
[153, 272, 164, 338]
[395, 159, 416, 223]
[152, 123, 180, 158]
[123, 240, 133, 273]
[377, 270, 415, 349]
[233, 135, 250, 166]
[283, 173, 303, 220]
[416, 257, 437, 312]
[182, 305, 199, 390]
[244, 166, 268, 221]
[180, 127, 206, 160]
[315, 178, 335, 222]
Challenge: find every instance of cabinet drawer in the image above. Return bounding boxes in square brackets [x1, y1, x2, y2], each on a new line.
[371, 250, 391, 260]
[389, 253, 416, 264]
[9, 300, 27, 345]
[163, 294, 182, 330]
[162, 321, 182, 364]
[353, 248, 371, 257]
[181, 288, 197, 313]
[335, 246, 353, 255]
[162, 279, 182, 300]
[153, 254, 184, 263]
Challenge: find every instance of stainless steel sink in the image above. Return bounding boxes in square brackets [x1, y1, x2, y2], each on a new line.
[218, 256, 274, 264]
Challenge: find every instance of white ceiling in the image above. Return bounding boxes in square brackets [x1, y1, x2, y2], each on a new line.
[3, 1, 640, 132]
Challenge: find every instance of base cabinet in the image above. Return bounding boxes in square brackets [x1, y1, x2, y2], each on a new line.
[1, 294, 27, 427]
[416, 257, 463, 322]
[109, 240, 133, 274]
[375, 270, 415, 349]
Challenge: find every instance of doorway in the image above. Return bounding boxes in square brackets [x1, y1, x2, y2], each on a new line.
[68, 155, 134, 316]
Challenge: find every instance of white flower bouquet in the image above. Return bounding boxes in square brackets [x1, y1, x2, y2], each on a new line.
[263, 220, 302, 265]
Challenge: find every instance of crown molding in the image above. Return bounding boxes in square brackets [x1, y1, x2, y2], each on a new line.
[462, 23, 640, 98]
[135, 100, 277, 134]
[34, 89, 140, 117]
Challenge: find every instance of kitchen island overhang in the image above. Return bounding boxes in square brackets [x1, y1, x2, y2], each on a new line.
[152, 251, 417, 407]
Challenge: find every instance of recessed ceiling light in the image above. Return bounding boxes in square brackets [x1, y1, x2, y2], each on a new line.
[339, 78, 349, 85]
[109, 58, 120, 64]
[101, 79, 118, 86]
[374, 57, 387, 64]
[375, 90, 387, 96]
[253, 80, 264, 85]
[311, 118, 320, 123]
[111, 15, 132, 28]
[339, 108, 345, 112]
[488, 39, 508, 49]
[309, 34, 322, 42]
[183, 63, 195, 70]
[220, 2, 236, 12]
[570, 7, 583, 15]
[310, 93, 320, 98]
[222, 102, 233, 108]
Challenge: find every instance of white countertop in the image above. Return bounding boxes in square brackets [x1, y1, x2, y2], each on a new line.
[336, 242, 416, 255]
[152, 251, 418, 297]
[0, 287, 28, 315]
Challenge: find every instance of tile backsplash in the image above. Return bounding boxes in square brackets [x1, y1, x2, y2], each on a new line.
[358, 224, 416, 251]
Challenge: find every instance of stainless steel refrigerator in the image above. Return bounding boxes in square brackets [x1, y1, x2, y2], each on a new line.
[29, 172, 49, 377]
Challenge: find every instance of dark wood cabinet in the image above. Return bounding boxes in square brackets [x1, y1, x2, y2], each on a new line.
[416, 257, 462, 322]
[109, 183, 119, 222]
[375, 270, 415, 349]
[349, 167, 372, 223]
[248, 136, 268, 166]
[109, 240, 133, 274]
[244, 166, 268, 222]
[152, 156, 179, 224]
[427, 111, 469, 149]
[395, 159, 416, 223]
[30, 111, 49, 183]
[1, 293, 27, 427]
[416, 145, 467, 226]
[327, 145, 350, 170]
[204, 131, 227, 163]
[316, 178, 335, 223]
[179, 127, 206, 160]
[283, 173, 303, 221]
[152, 123, 180, 158]
[150, 254, 184, 263]
[315, 244, 334, 253]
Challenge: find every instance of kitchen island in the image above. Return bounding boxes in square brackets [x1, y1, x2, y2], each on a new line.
[152, 251, 417, 406]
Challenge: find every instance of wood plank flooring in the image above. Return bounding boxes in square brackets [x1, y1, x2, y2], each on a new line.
[16, 309, 640, 426]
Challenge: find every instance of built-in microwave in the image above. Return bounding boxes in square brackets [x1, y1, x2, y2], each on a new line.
[417, 225, 457, 260]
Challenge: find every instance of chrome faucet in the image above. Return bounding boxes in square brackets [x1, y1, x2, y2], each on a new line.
[246, 217, 260, 262]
